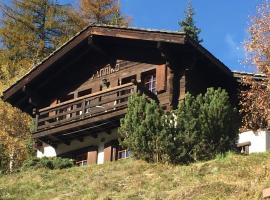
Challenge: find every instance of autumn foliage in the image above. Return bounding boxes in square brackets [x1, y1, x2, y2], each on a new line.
[240, 1, 270, 131]
[79, 0, 129, 26]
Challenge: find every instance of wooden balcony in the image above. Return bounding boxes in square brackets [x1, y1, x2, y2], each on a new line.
[33, 82, 158, 142]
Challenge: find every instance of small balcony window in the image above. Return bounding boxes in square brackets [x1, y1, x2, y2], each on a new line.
[142, 70, 156, 93]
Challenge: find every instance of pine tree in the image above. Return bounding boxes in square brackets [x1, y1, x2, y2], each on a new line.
[174, 93, 201, 163]
[179, 0, 202, 43]
[79, 0, 128, 26]
[0, 0, 84, 84]
[175, 88, 238, 162]
[118, 94, 173, 163]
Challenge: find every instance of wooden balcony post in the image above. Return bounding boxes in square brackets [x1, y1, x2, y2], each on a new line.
[32, 108, 39, 132]
[81, 99, 86, 119]
[167, 61, 181, 110]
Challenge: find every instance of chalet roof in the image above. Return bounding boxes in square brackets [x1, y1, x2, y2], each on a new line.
[6, 25, 189, 88]
[233, 71, 267, 81]
[2, 24, 234, 112]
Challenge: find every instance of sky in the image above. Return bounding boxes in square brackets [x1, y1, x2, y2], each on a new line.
[62, 0, 262, 72]
[3, 0, 262, 72]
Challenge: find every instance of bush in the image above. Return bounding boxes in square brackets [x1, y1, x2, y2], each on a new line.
[119, 88, 239, 164]
[174, 88, 239, 163]
[22, 157, 74, 170]
[118, 94, 174, 163]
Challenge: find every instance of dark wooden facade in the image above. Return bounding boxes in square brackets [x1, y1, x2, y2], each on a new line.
[2, 25, 237, 162]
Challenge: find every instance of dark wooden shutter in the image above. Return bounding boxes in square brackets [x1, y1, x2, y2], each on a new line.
[87, 150, 97, 165]
[156, 64, 167, 92]
[104, 146, 112, 162]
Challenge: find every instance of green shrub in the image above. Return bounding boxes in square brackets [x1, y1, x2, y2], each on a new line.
[22, 157, 74, 170]
[119, 94, 174, 163]
[119, 88, 239, 164]
[174, 88, 239, 163]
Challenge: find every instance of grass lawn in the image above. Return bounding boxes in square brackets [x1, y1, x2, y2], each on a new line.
[1, 152, 270, 200]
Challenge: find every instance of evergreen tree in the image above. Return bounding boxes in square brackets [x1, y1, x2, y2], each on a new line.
[0, 0, 84, 84]
[119, 89, 238, 164]
[175, 88, 239, 162]
[179, 0, 202, 43]
[79, 0, 128, 26]
[118, 94, 173, 163]
[174, 93, 201, 163]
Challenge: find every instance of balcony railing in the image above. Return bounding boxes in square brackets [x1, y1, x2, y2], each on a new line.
[35, 83, 137, 132]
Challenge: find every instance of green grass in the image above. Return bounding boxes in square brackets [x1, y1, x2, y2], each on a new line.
[1, 152, 270, 200]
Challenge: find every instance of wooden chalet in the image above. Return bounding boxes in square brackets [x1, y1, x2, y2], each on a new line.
[2, 25, 237, 165]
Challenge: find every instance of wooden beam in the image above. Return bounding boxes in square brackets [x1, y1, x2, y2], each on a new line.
[21, 85, 41, 107]
[3, 28, 90, 101]
[88, 35, 110, 58]
[36, 46, 92, 90]
[90, 26, 186, 44]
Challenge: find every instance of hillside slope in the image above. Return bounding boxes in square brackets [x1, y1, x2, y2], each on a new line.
[1, 152, 270, 200]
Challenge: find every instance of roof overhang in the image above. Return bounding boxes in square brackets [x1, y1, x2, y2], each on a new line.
[2, 25, 233, 113]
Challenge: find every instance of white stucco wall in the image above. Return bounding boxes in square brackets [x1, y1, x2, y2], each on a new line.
[97, 142, 105, 164]
[238, 130, 270, 153]
[37, 128, 118, 161]
[37, 144, 57, 158]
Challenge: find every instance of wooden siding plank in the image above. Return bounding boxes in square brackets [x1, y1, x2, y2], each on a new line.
[156, 64, 167, 92]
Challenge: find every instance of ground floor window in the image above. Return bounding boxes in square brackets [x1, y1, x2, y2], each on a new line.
[117, 149, 131, 160]
[75, 153, 88, 166]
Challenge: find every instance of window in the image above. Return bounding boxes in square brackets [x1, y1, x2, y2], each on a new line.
[59, 93, 74, 103]
[75, 153, 88, 166]
[118, 149, 131, 160]
[119, 75, 136, 103]
[121, 75, 136, 85]
[78, 88, 92, 98]
[142, 70, 156, 93]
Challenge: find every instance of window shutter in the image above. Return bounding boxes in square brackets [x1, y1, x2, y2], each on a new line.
[104, 146, 112, 162]
[87, 150, 97, 165]
[156, 64, 167, 92]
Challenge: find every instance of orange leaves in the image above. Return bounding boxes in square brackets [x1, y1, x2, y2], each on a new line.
[240, 1, 270, 131]
[245, 1, 270, 76]
[79, 0, 129, 26]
